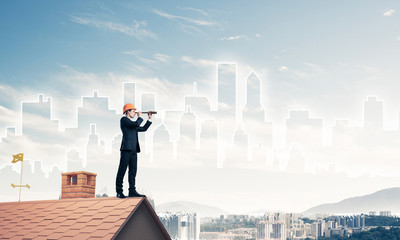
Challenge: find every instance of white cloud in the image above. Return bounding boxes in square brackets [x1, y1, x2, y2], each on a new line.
[279, 66, 289, 71]
[2, 64, 194, 135]
[136, 56, 156, 64]
[397, 36, 400, 41]
[0, 105, 14, 116]
[179, 24, 205, 35]
[0, 105, 18, 137]
[0, 84, 41, 134]
[218, 62, 237, 74]
[219, 35, 245, 41]
[70, 16, 156, 39]
[256, 33, 262, 38]
[177, 6, 209, 16]
[123, 50, 140, 55]
[181, 56, 217, 67]
[153, 9, 217, 26]
[125, 63, 153, 75]
[304, 62, 325, 74]
[0, 83, 37, 105]
[97, 2, 114, 15]
[153, 53, 171, 63]
[383, 9, 395, 16]
[50, 65, 192, 117]
[124, 51, 171, 64]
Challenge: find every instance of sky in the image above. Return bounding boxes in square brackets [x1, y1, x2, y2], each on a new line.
[1, 1, 400, 127]
[1, 0, 400, 213]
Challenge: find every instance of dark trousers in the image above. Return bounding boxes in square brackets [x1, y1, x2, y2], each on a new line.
[116, 150, 137, 194]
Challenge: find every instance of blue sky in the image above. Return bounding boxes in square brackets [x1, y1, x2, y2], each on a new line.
[2, 1, 398, 78]
[1, 2, 398, 70]
[1, 0, 400, 211]
[1, 1, 400, 120]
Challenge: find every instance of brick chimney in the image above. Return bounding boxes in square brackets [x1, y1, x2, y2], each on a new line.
[61, 171, 97, 199]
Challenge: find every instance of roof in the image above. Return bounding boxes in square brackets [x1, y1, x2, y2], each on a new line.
[0, 197, 170, 240]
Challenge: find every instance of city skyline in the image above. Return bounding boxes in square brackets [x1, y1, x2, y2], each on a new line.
[2, 64, 400, 172]
[1, 1, 400, 213]
[1, 63, 400, 213]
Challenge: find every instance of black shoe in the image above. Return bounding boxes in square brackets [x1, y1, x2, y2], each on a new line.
[116, 193, 126, 198]
[129, 190, 146, 197]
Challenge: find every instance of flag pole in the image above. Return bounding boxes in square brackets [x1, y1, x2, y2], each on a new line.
[19, 160, 23, 202]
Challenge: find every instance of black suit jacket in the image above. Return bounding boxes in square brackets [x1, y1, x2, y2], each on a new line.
[120, 116, 152, 152]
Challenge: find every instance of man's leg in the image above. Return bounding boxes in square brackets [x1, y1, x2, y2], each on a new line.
[128, 151, 138, 195]
[128, 152, 146, 197]
[116, 150, 131, 194]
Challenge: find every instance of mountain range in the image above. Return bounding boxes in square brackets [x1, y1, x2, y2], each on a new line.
[154, 187, 400, 218]
[303, 187, 400, 216]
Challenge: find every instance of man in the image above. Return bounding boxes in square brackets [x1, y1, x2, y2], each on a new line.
[116, 103, 152, 198]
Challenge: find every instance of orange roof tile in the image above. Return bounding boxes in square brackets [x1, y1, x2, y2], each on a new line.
[0, 197, 144, 239]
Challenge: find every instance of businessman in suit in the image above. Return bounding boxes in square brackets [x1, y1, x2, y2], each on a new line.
[116, 103, 152, 198]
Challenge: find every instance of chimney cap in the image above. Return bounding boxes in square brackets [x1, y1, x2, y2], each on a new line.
[62, 171, 97, 176]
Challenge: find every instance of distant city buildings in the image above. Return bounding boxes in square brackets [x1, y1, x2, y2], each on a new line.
[233, 213, 370, 240]
[159, 212, 200, 240]
[258, 221, 287, 240]
[200, 212, 386, 240]
[379, 211, 391, 217]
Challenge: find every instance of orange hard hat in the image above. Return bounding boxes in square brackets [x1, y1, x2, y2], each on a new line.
[123, 103, 136, 114]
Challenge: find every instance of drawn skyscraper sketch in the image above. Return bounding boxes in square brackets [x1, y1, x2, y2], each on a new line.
[76, 91, 119, 147]
[216, 63, 239, 165]
[185, 83, 212, 120]
[0, 127, 21, 167]
[66, 148, 83, 172]
[20, 94, 71, 170]
[141, 92, 156, 111]
[164, 110, 183, 143]
[152, 124, 174, 165]
[243, 72, 265, 121]
[224, 126, 249, 168]
[199, 119, 218, 168]
[177, 106, 198, 164]
[286, 144, 306, 173]
[22, 94, 59, 139]
[251, 143, 269, 169]
[123, 82, 136, 108]
[217, 63, 236, 115]
[242, 72, 273, 151]
[332, 120, 352, 147]
[363, 96, 383, 130]
[286, 111, 323, 147]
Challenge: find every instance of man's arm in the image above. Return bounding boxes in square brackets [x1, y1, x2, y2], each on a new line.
[121, 116, 143, 128]
[138, 121, 152, 132]
[138, 112, 152, 132]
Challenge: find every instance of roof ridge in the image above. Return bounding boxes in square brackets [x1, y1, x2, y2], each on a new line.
[0, 196, 145, 205]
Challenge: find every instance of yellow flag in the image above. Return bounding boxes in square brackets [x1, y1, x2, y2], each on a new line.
[12, 153, 24, 163]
